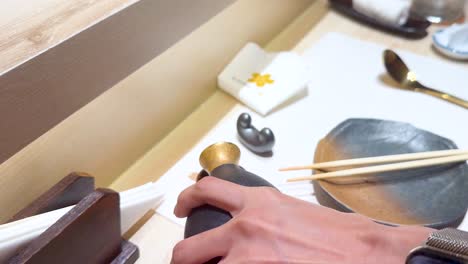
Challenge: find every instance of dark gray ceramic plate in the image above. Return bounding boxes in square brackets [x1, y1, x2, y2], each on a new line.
[314, 119, 468, 228]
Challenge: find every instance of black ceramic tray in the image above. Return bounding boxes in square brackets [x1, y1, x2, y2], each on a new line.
[313, 119, 468, 228]
[329, 0, 431, 39]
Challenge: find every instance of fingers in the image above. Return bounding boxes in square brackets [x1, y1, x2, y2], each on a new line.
[174, 176, 245, 217]
[172, 225, 230, 264]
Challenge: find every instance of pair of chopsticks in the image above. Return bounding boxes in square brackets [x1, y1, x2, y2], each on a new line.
[280, 149, 468, 182]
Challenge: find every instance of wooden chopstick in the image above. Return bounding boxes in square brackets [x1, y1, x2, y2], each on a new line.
[287, 153, 468, 182]
[279, 149, 468, 171]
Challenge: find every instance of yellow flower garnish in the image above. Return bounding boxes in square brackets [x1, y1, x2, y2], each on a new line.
[248, 73, 274, 87]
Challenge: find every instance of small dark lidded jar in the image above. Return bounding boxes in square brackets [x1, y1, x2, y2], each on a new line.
[184, 142, 276, 264]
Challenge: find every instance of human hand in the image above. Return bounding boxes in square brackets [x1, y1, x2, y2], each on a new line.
[172, 176, 432, 264]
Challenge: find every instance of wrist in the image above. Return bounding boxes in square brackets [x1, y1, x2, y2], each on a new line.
[393, 225, 434, 251]
[371, 225, 433, 264]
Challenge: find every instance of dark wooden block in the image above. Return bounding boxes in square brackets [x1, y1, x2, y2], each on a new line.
[8, 172, 95, 222]
[111, 241, 140, 264]
[7, 189, 138, 264]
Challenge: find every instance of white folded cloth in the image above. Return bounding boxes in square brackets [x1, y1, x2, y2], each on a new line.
[353, 0, 413, 26]
[218, 43, 309, 116]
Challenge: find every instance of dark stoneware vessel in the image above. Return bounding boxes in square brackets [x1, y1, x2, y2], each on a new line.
[184, 142, 276, 263]
[314, 118, 468, 228]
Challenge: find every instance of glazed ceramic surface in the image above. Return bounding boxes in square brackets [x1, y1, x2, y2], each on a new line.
[433, 24, 468, 60]
[184, 164, 277, 264]
[314, 118, 468, 228]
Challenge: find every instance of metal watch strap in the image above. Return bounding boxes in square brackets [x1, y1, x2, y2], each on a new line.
[426, 228, 468, 256]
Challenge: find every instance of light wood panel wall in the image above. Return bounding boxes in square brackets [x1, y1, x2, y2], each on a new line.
[0, 0, 235, 164]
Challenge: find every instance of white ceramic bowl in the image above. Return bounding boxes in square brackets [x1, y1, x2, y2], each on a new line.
[432, 24, 468, 60]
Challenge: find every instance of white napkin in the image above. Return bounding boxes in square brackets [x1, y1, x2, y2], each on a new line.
[353, 0, 413, 26]
[218, 43, 309, 116]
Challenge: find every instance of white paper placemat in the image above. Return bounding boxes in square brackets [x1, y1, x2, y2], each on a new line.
[155, 32, 468, 228]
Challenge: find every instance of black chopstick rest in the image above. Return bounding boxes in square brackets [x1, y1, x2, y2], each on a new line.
[237, 113, 275, 156]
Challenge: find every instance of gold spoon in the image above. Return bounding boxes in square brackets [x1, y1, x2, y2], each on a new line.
[383, 49, 468, 109]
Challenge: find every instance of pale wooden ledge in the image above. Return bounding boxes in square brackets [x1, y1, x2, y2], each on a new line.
[0, 0, 138, 75]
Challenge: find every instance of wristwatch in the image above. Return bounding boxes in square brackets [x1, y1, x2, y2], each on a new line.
[406, 228, 468, 264]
